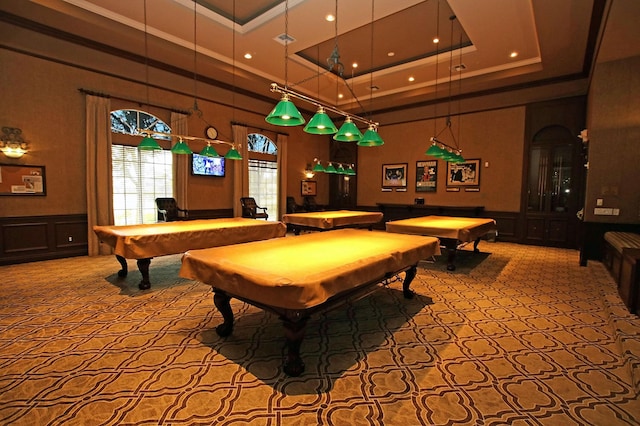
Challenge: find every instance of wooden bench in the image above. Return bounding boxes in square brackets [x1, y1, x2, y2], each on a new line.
[603, 232, 640, 314]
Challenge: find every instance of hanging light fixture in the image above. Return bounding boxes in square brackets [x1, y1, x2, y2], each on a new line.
[199, 142, 219, 157]
[357, 0, 384, 147]
[137, 0, 161, 151]
[171, 137, 193, 154]
[334, 116, 363, 142]
[265, 0, 305, 126]
[224, 145, 242, 160]
[426, 11, 465, 163]
[324, 162, 338, 173]
[304, 106, 338, 134]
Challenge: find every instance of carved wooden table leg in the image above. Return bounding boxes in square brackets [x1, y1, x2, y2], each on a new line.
[282, 317, 309, 376]
[213, 291, 234, 337]
[473, 237, 481, 252]
[443, 239, 458, 271]
[115, 255, 128, 277]
[403, 265, 417, 299]
[137, 258, 152, 290]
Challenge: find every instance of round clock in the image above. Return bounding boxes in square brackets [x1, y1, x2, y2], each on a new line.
[205, 126, 218, 140]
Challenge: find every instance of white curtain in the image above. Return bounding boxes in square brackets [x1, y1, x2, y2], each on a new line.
[171, 112, 189, 209]
[232, 124, 249, 217]
[85, 94, 114, 256]
[276, 133, 288, 221]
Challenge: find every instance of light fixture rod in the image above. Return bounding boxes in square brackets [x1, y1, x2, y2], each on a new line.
[430, 136, 460, 153]
[136, 129, 238, 148]
[270, 83, 378, 128]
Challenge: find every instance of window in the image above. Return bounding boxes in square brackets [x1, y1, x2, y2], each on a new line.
[110, 109, 173, 225]
[247, 133, 278, 219]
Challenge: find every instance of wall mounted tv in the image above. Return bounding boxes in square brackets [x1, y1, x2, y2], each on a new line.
[191, 153, 225, 177]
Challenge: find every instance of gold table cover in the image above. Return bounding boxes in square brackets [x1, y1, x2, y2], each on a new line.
[93, 218, 287, 259]
[180, 229, 440, 310]
[282, 210, 383, 230]
[386, 215, 497, 242]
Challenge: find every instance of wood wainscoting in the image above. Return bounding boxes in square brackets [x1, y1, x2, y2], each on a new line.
[0, 214, 88, 265]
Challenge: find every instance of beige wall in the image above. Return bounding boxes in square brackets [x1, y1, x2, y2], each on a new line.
[0, 48, 331, 218]
[585, 55, 640, 223]
[358, 107, 525, 212]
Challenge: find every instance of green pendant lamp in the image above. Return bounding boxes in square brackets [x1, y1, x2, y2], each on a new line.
[336, 164, 346, 174]
[324, 162, 338, 173]
[346, 165, 356, 175]
[199, 142, 220, 157]
[224, 146, 243, 160]
[265, 94, 305, 126]
[334, 117, 363, 142]
[425, 142, 443, 158]
[358, 125, 385, 146]
[171, 137, 193, 155]
[304, 106, 338, 134]
[312, 161, 326, 173]
[138, 134, 162, 150]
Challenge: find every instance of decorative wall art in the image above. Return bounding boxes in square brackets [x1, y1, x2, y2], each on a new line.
[0, 164, 46, 195]
[382, 163, 408, 188]
[447, 159, 480, 187]
[416, 160, 437, 192]
[301, 180, 317, 196]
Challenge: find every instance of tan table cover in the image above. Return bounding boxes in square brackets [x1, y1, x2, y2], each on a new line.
[282, 210, 384, 230]
[93, 218, 287, 259]
[386, 215, 497, 242]
[180, 229, 440, 310]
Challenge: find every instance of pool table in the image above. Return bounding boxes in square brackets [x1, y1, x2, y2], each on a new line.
[179, 229, 440, 376]
[385, 215, 497, 271]
[282, 210, 384, 235]
[93, 218, 287, 289]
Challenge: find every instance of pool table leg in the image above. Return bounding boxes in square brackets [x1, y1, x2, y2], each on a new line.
[443, 239, 458, 271]
[473, 237, 481, 252]
[137, 258, 152, 290]
[115, 255, 128, 277]
[282, 317, 308, 377]
[403, 266, 417, 299]
[213, 291, 235, 337]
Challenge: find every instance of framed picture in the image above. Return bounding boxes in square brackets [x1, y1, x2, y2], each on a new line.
[382, 163, 408, 188]
[301, 180, 317, 196]
[416, 160, 437, 192]
[447, 158, 480, 187]
[0, 164, 46, 196]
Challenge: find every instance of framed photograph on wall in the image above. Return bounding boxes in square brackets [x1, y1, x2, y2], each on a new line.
[416, 160, 437, 192]
[301, 180, 317, 196]
[447, 158, 480, 187]
[382, 163, 408, 188]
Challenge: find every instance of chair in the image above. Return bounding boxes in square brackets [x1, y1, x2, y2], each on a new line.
[155, 197, 189, 222]
[240, 197, 269, 220]
[286, 196, 305, 214]
[303, 196, 324, 212]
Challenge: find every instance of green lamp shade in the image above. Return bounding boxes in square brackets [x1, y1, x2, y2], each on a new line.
[312, 162, 326, 172]
[425, 143, 443, 157]
[324, 163, 338, 173]
[224, 147, 243, 160]
[333, 117, 363, 142]
[304, 107, 338, 134]
[336, 164, 346, 174]
[138, 135, 162, 150]
[346, 166, 356, 175]
[357, 126, 384, 146]
[171, 139, 193, 155]
[199, 143, 219, 157]
[265, 94, 306, 126]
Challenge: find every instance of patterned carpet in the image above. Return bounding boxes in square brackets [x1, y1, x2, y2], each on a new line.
[0, 240, 639, 425]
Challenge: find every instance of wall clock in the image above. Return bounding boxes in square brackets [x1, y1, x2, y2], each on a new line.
[205, 126, 218, 140]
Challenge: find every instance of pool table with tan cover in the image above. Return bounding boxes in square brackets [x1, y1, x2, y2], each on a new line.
[282, 210, 383, 235]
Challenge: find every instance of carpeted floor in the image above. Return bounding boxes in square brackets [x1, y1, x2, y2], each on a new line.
[0, 240, 639, 425]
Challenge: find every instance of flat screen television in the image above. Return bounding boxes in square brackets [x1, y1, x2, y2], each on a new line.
[191, 153, 225, 177]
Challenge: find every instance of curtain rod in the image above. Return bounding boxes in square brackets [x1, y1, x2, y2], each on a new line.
[78, 88, 190, 115]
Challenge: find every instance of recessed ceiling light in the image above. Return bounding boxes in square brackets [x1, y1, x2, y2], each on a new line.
[510, 51, 518, 58]
[387, 52, 395, 57]
[433, 37, 439, 44]
[408, 76, 415, 82]
[244, 53, 252, 59]
[326, 14, 335, 22]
